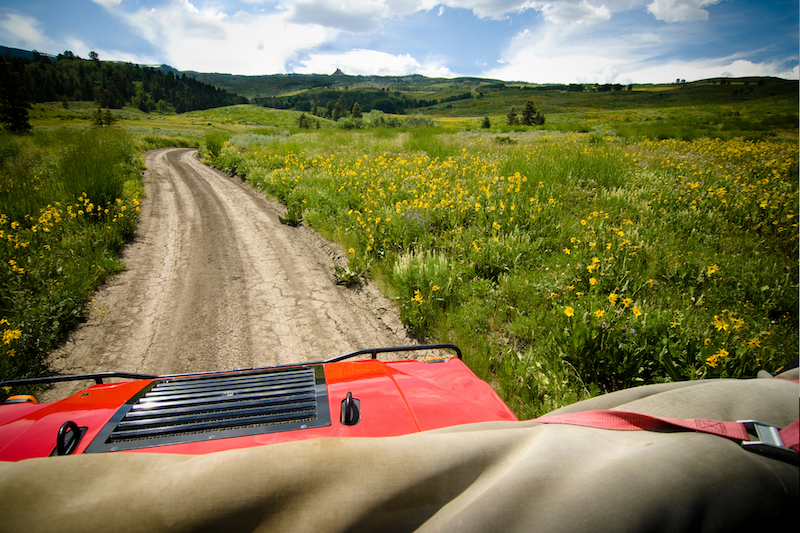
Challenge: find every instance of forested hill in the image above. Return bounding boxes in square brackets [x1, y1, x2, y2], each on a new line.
[0, 47, 248, 113]
[183, 70, 504, 99]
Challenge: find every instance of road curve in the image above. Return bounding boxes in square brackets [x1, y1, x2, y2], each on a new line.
[42, 148, 412, 401]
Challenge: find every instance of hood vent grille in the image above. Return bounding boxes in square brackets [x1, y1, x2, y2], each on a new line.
[85, 366, 330, 453]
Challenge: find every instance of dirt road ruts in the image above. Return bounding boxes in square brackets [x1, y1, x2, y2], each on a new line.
[41, 148, 412, 401]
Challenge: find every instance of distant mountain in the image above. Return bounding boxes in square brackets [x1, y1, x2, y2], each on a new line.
[157, 64, 182, 76]
[178, 70, 508, 100]
[0, 45, 56, 61]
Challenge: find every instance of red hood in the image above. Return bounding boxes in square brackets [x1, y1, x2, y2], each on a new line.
[0, 358, 516, 461]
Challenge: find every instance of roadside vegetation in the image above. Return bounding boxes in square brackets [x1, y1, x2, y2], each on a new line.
[0, 65, 797, 418]
[203, 121, 798, 418]
[0, 129, 142, 390]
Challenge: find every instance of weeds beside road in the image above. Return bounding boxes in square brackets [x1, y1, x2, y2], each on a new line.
[205, 129, 798, 418]
[0, 129, 142, 392]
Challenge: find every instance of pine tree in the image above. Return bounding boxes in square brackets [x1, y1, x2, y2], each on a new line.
[333, 94, 346, 121]
[506, 106, 518, 126]
[0, 61, 32, 134]
[521, 100, 535, 126]
[522, 99, 545, 126]
[93, 106, 104, 126]
[481, 116, 491, 128]
[103, 108, 116, 126]
[351, 102, 362, 119]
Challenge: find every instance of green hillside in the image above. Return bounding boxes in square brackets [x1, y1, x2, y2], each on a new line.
[183, 70, 504, 99]
[1, 47, 248, 113]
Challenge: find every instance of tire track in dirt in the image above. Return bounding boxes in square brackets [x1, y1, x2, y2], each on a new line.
[41, 148, 412, 401]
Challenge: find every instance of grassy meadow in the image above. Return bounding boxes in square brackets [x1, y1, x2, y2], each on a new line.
[203, 127, 798, 417]
[1, 128, 142, 391]
[2, 78, 798, 417]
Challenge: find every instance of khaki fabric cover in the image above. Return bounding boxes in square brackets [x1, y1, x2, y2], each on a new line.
[1, 375, 797, 533]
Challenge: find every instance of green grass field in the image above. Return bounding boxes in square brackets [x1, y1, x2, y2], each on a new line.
[2, 78, 797, 416]
[1, 128, 142, 390]
[203, 127, 797, 417]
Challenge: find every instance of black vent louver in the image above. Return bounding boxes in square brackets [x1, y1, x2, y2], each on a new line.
[85, 366, 330, 453]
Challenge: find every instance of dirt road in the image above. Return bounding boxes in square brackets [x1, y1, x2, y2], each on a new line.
[41, 148, 412, 401]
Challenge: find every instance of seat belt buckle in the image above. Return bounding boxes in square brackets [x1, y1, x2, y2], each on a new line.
[737, 420, 799, 464]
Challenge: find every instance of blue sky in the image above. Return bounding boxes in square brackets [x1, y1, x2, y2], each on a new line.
[0, 1, 797, 83]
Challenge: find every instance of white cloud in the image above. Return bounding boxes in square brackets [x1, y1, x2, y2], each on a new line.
[646, 0, 723, 23]
[483, 22, 796, 84]
[108, 0, 335, 74]
[0, 11, 53, 51]
[624, 58, 799, 82]
[294, 48, 455, 77]
[90, 0, 124, 6]
[777, 64, 799, 80]
[62, 37, 161, 65]
[430, 1, 631, 22]
[283, 0, 387, 32]
[483, 27, 630, 83]
[276, 0, 539, 31]
[274, 1, 553, 27]
[540, 0, 612, 25]
[78, 0, 795, 83]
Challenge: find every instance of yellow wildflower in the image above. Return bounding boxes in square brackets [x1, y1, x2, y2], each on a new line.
[632, 307, 642, 318]
[608, 293, 618, 305]
[595, 309, 605, 318]
[3, 328, 22, 345]
[564, 306, 575, 317]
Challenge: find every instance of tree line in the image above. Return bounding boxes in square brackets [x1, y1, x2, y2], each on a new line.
[2, 50, 247, 115]
[254, 87, 474, 115]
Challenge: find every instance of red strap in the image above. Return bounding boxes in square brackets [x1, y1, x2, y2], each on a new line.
[533, 410, 750, 442]
[780, 420, 799, 451]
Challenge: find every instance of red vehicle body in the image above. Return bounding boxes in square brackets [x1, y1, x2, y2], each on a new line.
[0, 345, 517, 462]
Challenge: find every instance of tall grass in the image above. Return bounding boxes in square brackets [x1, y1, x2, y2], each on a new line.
[206, 129, 798, 419]
[0, 129, 142, 393]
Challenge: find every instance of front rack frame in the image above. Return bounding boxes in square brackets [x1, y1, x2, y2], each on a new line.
[0, 344, 462, 389]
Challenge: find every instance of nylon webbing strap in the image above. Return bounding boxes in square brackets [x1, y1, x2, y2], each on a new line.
[777, 420, 799, 450]
[533, 410, 799, 463]
[534, 410, 750, 441]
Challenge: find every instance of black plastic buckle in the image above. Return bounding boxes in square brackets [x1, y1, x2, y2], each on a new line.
[737, 420, 799, 464]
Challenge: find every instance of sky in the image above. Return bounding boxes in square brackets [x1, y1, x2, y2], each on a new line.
[0, 0, 797, 84]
